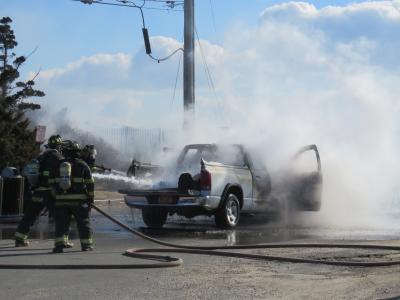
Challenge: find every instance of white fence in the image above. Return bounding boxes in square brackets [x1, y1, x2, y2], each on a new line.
[102, 127, 176, 162]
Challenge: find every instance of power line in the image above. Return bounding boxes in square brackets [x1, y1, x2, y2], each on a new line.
[115, 0, 145, 8]
[148, 48, 184, 63]
[72, 0, 184, 63]
[195, 27, 226, 122]
[71, 0, 183, 11]
[171, 51, 182, 107]
[116, 0, 184, 9]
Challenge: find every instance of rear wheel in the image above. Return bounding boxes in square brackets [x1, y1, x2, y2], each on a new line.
[215, 194, 241, 229]
[142, 208, 167, 228]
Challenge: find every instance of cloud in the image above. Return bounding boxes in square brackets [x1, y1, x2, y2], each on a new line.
[259, 1, 400, 69]
[207, 1, 400, 226]
[25, 1, 400, 229]
[31, 35, 225, 130]
[33, 53, 132, 88]
[29, 1, 400, 225]
[30, 1, 400, 135]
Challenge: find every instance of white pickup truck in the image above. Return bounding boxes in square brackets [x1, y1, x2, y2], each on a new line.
[120, 144, 322, 229]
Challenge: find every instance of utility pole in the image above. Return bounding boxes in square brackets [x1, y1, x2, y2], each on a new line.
[77, 0, 195, 128]
[183, 0, 195, 128]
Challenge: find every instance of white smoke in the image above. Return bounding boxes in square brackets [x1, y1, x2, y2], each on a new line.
[203, 1, 400, 227]
[30, 1, 400, 228]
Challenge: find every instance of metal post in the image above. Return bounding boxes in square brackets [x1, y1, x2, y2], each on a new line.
[183, 0, 195, 128]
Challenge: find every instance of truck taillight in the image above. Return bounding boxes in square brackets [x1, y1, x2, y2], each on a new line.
[199, 169, 212, 191]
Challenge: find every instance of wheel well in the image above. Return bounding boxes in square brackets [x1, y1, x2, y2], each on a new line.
[225, 186, 243, 209]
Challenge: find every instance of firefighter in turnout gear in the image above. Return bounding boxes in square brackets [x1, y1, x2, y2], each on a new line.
[81, 145, 97, 169]
[53, 141, 95, 253]
[80, 144, 111, 173]
[15, 134, 65, 247]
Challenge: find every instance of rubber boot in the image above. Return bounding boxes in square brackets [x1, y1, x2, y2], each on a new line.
[64, 241, 74, 249]
[15, 240, 29, 247]
[81, 245, 94, 252]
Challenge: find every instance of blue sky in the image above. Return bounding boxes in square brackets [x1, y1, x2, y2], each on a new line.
[3, 0, 400, 223]
[1, 0, 400, 136]
[2, 0, 367, 75]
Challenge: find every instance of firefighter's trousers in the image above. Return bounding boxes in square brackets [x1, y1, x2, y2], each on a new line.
[54, 203, 93, 247]
[15, 190, 54, 242]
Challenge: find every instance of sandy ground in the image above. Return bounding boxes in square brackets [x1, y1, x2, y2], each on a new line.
[0, 197, 399, 299]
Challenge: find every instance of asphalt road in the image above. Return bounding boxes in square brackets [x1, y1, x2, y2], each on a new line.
[0, 200, 400, 300]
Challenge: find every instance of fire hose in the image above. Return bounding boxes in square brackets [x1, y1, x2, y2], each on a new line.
[1, 203, 400, 269]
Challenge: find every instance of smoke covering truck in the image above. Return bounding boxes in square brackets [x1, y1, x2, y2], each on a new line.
[120, 144, 322, 229]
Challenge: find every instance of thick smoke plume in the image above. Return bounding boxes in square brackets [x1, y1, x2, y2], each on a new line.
[192, 1, 400, 228]
[30, 1, 400, 228]
[29, 107, 130, 172]
[160, 1, 400, 229]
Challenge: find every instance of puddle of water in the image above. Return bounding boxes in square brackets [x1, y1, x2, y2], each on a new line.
[2, 206, 398, 246]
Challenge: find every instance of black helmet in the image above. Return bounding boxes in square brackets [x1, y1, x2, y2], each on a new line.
[82, 145, 97, 165]
[82, 145, 97, 157]
[64, 140, 81, 152]
[71, 141, 81, 152]
[61, 140, 81, 156]
[47, 134, 63, 149]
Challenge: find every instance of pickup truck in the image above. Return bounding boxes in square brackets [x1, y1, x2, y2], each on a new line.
[120, 144, 322, 229]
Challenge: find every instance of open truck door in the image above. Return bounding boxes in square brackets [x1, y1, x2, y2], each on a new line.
[289, 144, 322, 211]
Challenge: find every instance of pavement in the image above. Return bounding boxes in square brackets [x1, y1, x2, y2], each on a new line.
[1, 200, 400, 299]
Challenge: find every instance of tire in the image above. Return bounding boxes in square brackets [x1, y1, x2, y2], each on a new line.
[215, 194, 241, 229]
[142, 208, 167, 228]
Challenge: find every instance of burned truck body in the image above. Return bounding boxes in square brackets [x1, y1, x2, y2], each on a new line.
[120, 144, 322, 229]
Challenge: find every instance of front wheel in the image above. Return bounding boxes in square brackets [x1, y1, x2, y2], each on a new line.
[215, 194, 241, 229]
[142, 208, 167, 228]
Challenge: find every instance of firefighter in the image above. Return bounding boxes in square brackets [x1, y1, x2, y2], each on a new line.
[80, 144, 98, 172]
[14, 134, 65, 247]
[80, 144, 111, 173]
[53, 141, 95, 253]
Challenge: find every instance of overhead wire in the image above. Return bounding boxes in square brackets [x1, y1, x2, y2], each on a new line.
[72, 0, 183, 62]
[171, 50, 182, 107]
[195, 27, 227, 123]
[116, 0, 147, 26]
[135, 1, 183, 62]
[115, 0, 145, 7]
[70, 0, 183, 11]
[148, 47, 184, 63]
[72, 0, 224, 122]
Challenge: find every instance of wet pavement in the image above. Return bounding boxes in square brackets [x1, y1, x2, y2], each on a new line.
[0, 199, 400, 299]
[99, 200, 400, 246]
[1, 199, 400, 246]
